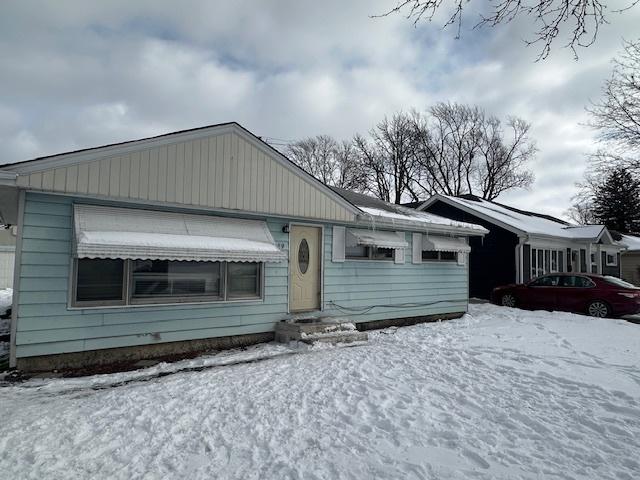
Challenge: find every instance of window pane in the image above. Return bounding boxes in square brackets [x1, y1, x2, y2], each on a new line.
[372, 247, 393, 259]
[132, 260, 221, 298]
[346, 245, 368, 258]
[440, 251, 456, 261]
[544, 250, 550, 273]
[530, 275, 560, 287]
[537, 250, 544, 277]
[76, 258, 124, 303]
[227, 262, 260, 298]
[561, 275, 594, 288]
[422, 250, 439, 260]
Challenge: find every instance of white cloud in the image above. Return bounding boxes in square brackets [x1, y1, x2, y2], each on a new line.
[0, 0, 639, 217]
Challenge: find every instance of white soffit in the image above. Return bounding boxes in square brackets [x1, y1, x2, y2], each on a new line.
[346, 228, 408, 249]
[422, 236, 471, 253]
[73, 204, 287, 263]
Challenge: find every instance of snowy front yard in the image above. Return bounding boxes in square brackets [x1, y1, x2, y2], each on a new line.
[1, 304, 639, 479]
[0, 288, 12, 366]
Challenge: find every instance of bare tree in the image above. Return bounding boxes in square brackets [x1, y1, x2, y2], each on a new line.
[474, 116, 536, 200]
[566, 154, 609, 224]
[566, 198, 596, 224]
[353, 112, 419, 203]
[286, 135, 367, 190]
[410, 103, 535, 200]
[410, 104, 483, 198]
[589, 39, 640, 161]
[379, 1, 638, 59]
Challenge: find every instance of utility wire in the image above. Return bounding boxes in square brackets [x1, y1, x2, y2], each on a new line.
[327, 299, 467, 316]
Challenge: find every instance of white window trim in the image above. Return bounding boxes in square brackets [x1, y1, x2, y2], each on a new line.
[605, 252, 618, 266]
[530, 247, 565, 278]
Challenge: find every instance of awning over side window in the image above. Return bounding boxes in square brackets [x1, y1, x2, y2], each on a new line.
[346, 228, 408, 249]
[73, 204, 287, 263]
[422, 235, 471, 253]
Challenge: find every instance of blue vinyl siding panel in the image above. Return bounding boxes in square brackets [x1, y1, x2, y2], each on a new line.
[15, 192, 469, 358]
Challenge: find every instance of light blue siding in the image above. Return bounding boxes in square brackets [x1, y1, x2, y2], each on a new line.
[322, 230, 468, 323]
[15, 192, 468, 358]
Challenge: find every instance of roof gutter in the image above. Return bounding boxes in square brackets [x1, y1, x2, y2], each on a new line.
[0, 171, 17, 186]
[354, 213, 488, 236]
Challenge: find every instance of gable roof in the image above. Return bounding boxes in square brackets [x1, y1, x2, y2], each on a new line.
[418, 194, 612, 242]
[0, 122, 360, 223]
[331, 187, 488, 235]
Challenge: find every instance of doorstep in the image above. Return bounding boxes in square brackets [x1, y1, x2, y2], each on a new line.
[275, 315, 368, 345]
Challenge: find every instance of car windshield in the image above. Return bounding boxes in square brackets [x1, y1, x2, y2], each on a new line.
[603, 276, 638, 289]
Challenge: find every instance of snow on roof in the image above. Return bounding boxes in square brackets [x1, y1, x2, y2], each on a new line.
[435, 195, 607, 239]
[330, 187, 487, 234]
[357, 206, 487, 233]
[620, 234, 640, 252]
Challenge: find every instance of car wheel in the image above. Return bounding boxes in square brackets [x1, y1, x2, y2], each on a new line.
[501, 294, 517, 308]
[587, 300, 611, 318]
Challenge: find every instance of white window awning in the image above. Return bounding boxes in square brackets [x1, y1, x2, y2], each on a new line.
[73, 204, 287, 263]
[422, 235, 470, 253]
[346, 228, 408, 249]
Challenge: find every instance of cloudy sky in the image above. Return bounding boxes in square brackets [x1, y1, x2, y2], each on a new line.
[1, 1, 639, 218]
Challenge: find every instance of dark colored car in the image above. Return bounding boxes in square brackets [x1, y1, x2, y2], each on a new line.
[491, 273, 640, 318]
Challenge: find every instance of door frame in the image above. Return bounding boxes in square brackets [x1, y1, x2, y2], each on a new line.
[287, 222, 324, 313]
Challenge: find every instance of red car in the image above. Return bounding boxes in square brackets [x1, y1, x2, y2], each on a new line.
[491, 273, 640, 318]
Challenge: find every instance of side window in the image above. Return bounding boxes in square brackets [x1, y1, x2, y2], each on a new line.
[345, 245, 394, 261]
[75, 258, 125, 305]
[529, 275, 560, 287]
[561, 276, 594, 288]
[421, 251, 457, 262]
[576, 276, 595, 288]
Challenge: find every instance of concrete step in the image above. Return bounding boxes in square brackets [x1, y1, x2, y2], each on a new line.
[275, 318, 368, 345]
[299, 330, 369, 345]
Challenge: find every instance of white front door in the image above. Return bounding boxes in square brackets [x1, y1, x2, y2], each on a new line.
[289, 225, 322, 312]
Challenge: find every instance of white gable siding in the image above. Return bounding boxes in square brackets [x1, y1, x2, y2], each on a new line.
[15, 130, 354, 222]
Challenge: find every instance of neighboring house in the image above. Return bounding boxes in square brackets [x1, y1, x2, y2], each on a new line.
[620, 234, 640, 286]
[414, 194, 623, 299]
[0, 123, 487, 372]
[0, 226, 16, 289]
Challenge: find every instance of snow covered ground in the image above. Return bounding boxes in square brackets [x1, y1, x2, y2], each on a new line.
[0, 288, 12, 366]
[1, 304, 639, 479]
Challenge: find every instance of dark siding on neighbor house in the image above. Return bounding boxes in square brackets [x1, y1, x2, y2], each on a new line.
[601, 252, 621, 277]
[422, 201, 519, 299]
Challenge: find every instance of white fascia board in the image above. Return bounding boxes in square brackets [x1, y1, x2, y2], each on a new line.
[353, 214, 488, 237]
[418, 194, 525, 236]
[526, 236, 579, 249]
[29, 189, 358, 227]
